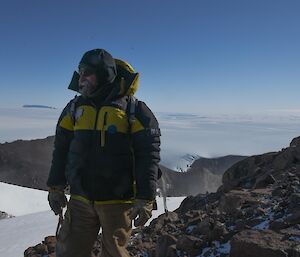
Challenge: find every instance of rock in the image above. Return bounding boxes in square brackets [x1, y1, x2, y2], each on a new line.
[24, 243, 48, 257]
[289, 193, 300, 205]
[183, 210, 203, 227]
[197, 217, 213, 238]
[272, 187, 287, 197]
[24, 247, 36, 257]
[273, 148, 297, 170]
[166, 244, 178, 257]
[175, 192, 221, 214]
[254, 174, 276, 188]
[176, 235, 204, 253]
[286, 211, 300, 225]
[34, 243, 47, 255]
[155, 234, 177, 257]
[218, 191, 248, 215]
[222, 152, 278, 192]
[186, 215, 202, 227]
[212, 221, 228, 240]
[43, 236, 56, 254]
[230, 229, 299, 257]
[0, 211, 13, 219]
[246, 218, 265, 228]
[280, 226, 300, 239]
[269, 220, 289, 230]
[255, 207, 266, 216]
[235, 219, 247, 231]
[290, 136, 300, 147]
[149, 212, 179, 233]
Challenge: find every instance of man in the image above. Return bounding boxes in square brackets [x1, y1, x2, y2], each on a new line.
[47, 49, 161, 257]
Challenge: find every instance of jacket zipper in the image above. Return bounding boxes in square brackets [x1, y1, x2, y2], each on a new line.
[91, 103, 99, 201]
[101, 112, 108, 147]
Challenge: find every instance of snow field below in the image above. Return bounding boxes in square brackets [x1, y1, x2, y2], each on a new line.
[0, 182, 185, 257]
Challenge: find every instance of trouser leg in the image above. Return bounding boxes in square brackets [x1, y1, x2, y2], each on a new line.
[95, 204, 132, 257]
[56, 198, 100, 257]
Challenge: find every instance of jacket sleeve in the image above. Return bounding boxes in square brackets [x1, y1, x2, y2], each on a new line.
[131, 101, 161, 200]
[47, 101, 74, 187]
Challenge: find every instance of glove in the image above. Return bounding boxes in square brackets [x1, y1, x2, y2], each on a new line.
[48, 186, 67, 215]
[128, 199, 153, 227]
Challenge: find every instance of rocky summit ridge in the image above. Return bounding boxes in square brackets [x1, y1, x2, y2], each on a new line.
[25, 136, 300, 256]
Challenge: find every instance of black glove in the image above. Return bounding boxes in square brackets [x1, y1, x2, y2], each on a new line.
[48, 187, 67, 215]
[128, 199, 153, 227]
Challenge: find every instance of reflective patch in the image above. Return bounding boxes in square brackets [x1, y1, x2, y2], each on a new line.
[107, 125, 117, 134]
[75, 108, 84, 121]
[149, 128, 161, 136]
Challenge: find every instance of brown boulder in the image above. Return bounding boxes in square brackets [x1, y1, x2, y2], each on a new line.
[155, 234, 177, 257]
[176, 235, 204, 254]
[166, 244, 178, 257]
[286, 210, 300, 225]
[254, 174, 276, 188]
[43, 236, 56, 254]
[222, 151, 278, 192]
[149, 212, 179, 233]
[218, 190, 250, 214]
[230, 229, 300, 257]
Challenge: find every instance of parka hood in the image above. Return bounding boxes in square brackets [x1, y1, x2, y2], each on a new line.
[68, 59, 139, 99]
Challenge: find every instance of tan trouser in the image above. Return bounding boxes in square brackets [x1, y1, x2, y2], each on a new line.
[56, 198, 132, 257]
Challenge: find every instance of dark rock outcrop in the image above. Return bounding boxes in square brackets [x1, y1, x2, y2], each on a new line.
[0, 136, 54, 190]
[222, 137, 300, 192]
[0, 211, 14, 220]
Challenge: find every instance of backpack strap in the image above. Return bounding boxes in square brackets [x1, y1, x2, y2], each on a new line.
[127, 96, 138, 134]
[69, 95, 79, 125]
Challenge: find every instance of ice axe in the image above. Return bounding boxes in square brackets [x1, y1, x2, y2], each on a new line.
[161, 176, 168, 216]
[55, 210, 64, 238]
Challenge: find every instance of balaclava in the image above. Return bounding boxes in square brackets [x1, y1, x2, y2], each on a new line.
[78, 49, 117, 98]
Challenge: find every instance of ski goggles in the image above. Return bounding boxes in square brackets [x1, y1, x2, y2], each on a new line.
[78, 64, 97, 77]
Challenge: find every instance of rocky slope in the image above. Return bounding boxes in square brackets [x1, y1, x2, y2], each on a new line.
[0, 137, 243, 195]
[25, 137, 300, 256]
[0, 136, 54, 190]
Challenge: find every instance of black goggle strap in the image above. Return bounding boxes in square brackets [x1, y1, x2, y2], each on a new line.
[78, 64, 97, 76]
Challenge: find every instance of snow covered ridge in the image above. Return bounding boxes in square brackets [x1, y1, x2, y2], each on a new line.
[0, 182, 50, 216]
[172, 153, 200, 172]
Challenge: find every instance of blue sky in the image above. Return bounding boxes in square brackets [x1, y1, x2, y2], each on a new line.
[0, 0, 299, 114]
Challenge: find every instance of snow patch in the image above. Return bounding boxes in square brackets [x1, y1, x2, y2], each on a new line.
[0, 182, 50, 216]
[289, 236, 300, 242]
[0, 182, 185, 257]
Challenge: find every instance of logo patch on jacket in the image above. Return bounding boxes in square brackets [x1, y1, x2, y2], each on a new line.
[107, 125, 117, 134]
[75, 108, 84, 121]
